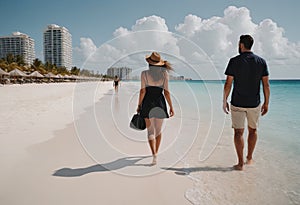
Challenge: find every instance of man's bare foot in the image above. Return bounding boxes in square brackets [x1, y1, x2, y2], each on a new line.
[233, 164, 243, 171]
[245, 158, 254, 165]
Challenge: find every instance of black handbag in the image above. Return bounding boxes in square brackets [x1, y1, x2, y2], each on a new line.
[130, 113, 146, 130]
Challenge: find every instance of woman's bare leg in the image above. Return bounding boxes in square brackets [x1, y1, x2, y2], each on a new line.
[154, 118, 164, 153]
[146, 118, 157, 165]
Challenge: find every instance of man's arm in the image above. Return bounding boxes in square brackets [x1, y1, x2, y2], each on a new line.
[223, 75, 233, 114]
[261, 76, 270, 116]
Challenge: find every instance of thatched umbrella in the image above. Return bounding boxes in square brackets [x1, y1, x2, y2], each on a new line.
[44, 72, 56, 78]
[0, 68, 9, 84]
[0, 67, 9, 76]
[29, 71, 44, 78]
[9, 68, 27, 77]
[54, 74, 63, 82]
[9, 68, 27, 84]
[44, 72, 56, 82]
[29, 71, 44, 83]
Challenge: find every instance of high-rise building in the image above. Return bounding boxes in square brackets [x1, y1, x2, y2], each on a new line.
[107, 67, 132, 80]
[0, 32, 35, 65]
[43, 24, 72, 69]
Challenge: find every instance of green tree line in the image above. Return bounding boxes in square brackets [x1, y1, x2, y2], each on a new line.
[0, 54, 101, 77]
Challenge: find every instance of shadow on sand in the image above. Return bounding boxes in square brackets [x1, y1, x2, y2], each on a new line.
[53, 156, 150, 177]
[161, 166, 234, 176]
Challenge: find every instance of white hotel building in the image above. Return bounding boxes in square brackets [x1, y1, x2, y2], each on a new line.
[0, 32, 35, 65]
[107, 67, 132, 80]
[43, 24, 72, 69]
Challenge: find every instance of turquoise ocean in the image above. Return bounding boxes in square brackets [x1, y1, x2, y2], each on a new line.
[76, 79, 300, 204]
[170, 79, 300, 156]
[166, 80, 300, 204]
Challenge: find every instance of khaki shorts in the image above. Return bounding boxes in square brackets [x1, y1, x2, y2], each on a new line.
[230, 104, 261, 129]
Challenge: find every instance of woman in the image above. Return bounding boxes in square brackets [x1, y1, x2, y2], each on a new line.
[137, 52, 174, 165]
[113, 75, 120, 92]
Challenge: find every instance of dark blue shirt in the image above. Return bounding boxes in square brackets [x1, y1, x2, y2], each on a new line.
[225, 52, 269, 108]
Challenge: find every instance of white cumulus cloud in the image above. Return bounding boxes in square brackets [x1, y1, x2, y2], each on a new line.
[74, 15, 181, 75]
[175, 6, 300, 78]
[73, 6, 300, 79]
[74, 37, 97, 59]
[131, 15, 168, 32]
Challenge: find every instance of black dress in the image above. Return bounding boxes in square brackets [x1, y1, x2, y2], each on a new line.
[139, 71, 169, 119]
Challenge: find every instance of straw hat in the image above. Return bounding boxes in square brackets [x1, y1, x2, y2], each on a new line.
[145, 52, 165, 66]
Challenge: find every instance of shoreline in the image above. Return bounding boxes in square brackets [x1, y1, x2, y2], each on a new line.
[1, 81, 299, 204]
[0, 81, 192, 205]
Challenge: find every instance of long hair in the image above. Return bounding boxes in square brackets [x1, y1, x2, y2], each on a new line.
[163, 60, 173, 71]
[148, 61, 173, 82]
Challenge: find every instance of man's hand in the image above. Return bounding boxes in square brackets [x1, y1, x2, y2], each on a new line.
[261, 103, 269, 116]
[223, 101, 230, 114]
[223, 76, 233, 115]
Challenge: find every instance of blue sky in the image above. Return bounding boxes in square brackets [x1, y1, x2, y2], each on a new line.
[1, 0, 300, 78]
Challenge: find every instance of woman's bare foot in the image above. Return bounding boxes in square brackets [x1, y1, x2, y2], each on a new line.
[233, 164, 243, 171]
[245, 158, 254, 165]
[150, 155, 157, 166]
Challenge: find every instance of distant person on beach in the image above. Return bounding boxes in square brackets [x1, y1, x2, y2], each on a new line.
[223, 34, 270, 171]
[137, 52, 174, 165]
[113, 75, 120, 92]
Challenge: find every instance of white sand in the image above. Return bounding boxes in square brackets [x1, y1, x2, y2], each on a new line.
[0, 82, 192, 205]
[1, 81, 296, 205]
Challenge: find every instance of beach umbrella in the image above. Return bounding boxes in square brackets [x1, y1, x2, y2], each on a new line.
[0, 68, 9, 75]
[29, 71, 44, 78]
[44, 72, 56, 78]
[56, 74, 63, 78]
[9, 68, 27, 77]
[70, 75, 78, 79]
[0, 68, 9, 76]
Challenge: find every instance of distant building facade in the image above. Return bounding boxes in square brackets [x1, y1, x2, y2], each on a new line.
[0, 32, 35, 65]
[107, 67, 132, 80]
[43, 24, 72, 69]
[169, 75, 185, 80]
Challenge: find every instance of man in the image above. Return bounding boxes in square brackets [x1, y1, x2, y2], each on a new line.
[223, 34, 270, 171]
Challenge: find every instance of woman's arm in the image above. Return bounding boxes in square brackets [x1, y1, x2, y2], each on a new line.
[163, 72, 174, 117]
[164, 89, 174, 117]
[137, 71, 146, 112]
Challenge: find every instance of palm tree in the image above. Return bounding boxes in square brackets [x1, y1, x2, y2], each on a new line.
[6, 53, 15, 64]
[32, 58, 42, 69]
[44, 61, 57, 73]
[16, 55, 25, 66]
[71, 66, 80, 75]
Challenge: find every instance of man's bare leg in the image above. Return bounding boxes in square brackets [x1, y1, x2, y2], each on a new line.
[246, 127, 257, 165]
[234, 128, 244, 170]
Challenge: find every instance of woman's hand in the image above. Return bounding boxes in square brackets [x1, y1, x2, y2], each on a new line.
[169, 107, 174, 117]
[136, 105, 141, 113]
